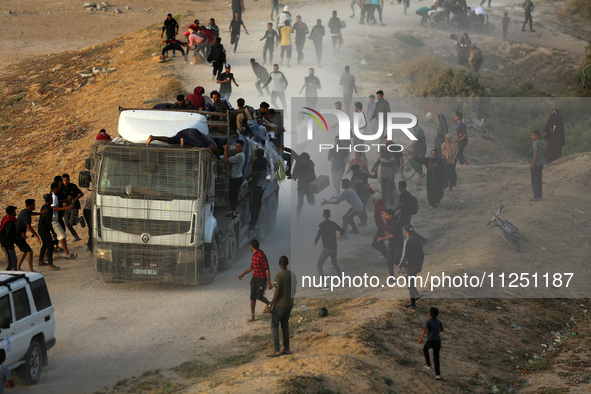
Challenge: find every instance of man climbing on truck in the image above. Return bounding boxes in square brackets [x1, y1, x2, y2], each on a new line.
[146, 128, 217, 157]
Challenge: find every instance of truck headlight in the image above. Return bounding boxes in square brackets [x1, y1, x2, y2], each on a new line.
[95, 247, 113, 262]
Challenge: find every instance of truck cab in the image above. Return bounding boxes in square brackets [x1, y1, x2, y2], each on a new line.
[80, 108, 283, 285]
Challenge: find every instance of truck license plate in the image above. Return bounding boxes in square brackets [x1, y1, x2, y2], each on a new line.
[133, 269, 158, 276]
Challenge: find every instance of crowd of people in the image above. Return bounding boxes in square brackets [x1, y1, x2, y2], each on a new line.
[1, 174, 89, 273]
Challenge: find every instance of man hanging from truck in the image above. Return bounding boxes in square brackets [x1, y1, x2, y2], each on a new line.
[146, 128, 217, 158]
[224, 139, 246, 219]
[247, 148, 268, 229]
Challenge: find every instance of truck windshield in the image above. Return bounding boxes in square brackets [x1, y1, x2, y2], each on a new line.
[97, 148, 200, 200]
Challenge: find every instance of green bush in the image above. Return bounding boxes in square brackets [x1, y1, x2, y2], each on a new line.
[510, 111, 591, 158]
[397, 55, 485, 97]
[575, 40, 591, 96]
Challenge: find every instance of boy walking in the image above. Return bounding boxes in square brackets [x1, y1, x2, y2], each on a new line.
[501, 12, 511, 39]
[530, 130, 547, 201]
[418, 307, 444, 380]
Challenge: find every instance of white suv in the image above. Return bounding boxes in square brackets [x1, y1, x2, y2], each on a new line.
[0, 271, 56, 385]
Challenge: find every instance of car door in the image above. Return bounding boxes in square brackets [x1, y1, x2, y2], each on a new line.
[0, 293, 16, 366]
[8, 284, 34, 366]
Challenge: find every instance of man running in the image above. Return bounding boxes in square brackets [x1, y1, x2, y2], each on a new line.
[262, 64, 289, 109]
[299, 68, 321, 108]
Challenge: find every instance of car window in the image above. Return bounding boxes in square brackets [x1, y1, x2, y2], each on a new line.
[0, 295, 11, 324]
[30, 279, 52, 311]
[13, 288, 31, 321]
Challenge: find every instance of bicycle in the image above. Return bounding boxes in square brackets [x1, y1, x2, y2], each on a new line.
[487, 205, 528, 252]
[400, 152, 418, 181]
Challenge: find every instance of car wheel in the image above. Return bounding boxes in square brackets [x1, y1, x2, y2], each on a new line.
[17, 340, 43, 385]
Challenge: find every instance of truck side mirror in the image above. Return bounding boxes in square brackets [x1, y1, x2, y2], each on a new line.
[0, 317, 10, 330]
[79, 170, 91, 189]
[85, 158, 92, 170]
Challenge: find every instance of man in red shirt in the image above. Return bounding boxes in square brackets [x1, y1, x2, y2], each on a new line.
[238, 239, 272, 322]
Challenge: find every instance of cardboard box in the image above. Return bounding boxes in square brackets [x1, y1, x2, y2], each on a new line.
[309, 175, 329, 194]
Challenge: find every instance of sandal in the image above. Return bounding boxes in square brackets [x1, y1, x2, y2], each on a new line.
[282, 349, 292, 355]
[267, 352, 282, 358]
[66, 253, 78, 259]
[247, 317, 256, 323]
[48, 265, 61, 270]
[39, 262, 49, 267]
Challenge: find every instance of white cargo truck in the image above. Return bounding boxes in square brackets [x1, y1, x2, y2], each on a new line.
[79, 107, 284, 285]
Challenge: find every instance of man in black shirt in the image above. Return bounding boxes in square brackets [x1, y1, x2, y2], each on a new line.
[394, 181, 428, 244]
[15, 199, 42, 272]
[170, 94, 197, 110]
[161, 14, 179, 57]
[247, 149, 268, 228]
[38, 194, 60, 270]
[394, 180, 413, 226]
[298, 68, 321, 108]
[161, 14, 179, 40]
[370, 90, 391, 130]
[62, 173, 84, 242]
[376, 209, 404, 277]
[293, 15, 309, 64]
[216, 64, 239, 101]
[308, 19, 325, 67]
[350, 164, 377, 226]
[251, 58, 270, 96]
[260, 23, 279, 64]
[232, 0, 245, 19]
[399, 225, 424, 310]
[313, 209, 344, 288]
[229, 13, 249, 53]
[288, 149, 316, 224]
[327, 135, 350, 196]
[328, 10, 343, 54]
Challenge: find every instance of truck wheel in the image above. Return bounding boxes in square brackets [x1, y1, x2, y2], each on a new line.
[17, 340, 43, 385]
[203, 238, 219, 284]
[219, 230, 237, 271]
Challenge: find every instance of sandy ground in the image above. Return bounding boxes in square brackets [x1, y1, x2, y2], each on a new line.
[1, 0, 590, 393]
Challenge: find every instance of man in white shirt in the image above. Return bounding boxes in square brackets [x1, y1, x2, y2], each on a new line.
[50, 182, 76, 259]
[262, 64, 289, 109]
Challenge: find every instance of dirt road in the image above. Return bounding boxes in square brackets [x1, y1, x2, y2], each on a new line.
[3, 0, 589, 393]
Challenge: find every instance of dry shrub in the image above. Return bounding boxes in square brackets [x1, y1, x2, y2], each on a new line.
[396, 54, 485, 97]
[565, 0, 591, 18]
[159, 78, 184, 101]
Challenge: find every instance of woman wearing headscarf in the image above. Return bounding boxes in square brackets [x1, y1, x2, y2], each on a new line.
[457, 32, 471, 66]
[411, 149, 445, 208]
[434, 114, 448, 155]
[440, 133, 458, 190]
[543, 108, 565, 164]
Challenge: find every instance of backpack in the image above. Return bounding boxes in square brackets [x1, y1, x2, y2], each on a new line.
[409, 193, 419, 215]
[209, 44, 224, 63]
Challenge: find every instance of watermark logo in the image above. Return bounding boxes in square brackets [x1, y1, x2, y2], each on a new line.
[303, 108, 418, 142]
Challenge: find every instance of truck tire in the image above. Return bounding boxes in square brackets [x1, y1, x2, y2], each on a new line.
[203, 238, 219, 284]
[219, 230, 237, 271]
[17, 340, 43, 385]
